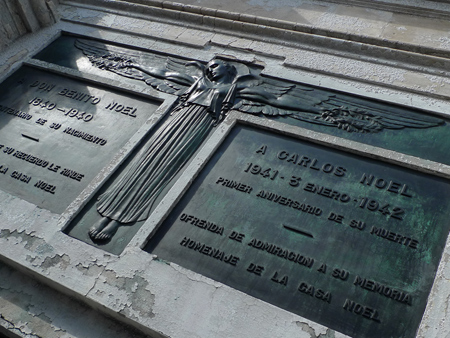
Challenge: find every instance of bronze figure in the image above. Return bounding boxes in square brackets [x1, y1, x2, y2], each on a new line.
[75, 39, 444, 241]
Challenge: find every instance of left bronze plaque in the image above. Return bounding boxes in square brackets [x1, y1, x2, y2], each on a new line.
[0, 66, 159, 213]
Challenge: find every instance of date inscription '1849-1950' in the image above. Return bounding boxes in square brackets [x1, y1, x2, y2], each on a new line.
[145, 125, 450, 338]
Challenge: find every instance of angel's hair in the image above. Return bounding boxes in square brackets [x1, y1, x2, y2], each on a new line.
[223, 61, 237, 79]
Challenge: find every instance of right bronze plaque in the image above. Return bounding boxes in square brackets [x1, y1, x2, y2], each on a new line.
[145, 124, 450, 338]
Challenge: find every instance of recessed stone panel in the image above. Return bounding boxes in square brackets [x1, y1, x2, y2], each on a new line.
[145, 124, 450, 338]
[0, 66, 159, 213]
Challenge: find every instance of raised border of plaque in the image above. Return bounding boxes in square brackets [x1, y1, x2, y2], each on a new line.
[1, 28, 450, 338]
[143, 120, 450, 338]
[0, 64, 161, 214]
[28, 35, 450, 259]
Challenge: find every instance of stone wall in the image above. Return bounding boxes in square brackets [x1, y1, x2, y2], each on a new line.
[0, 0, 59, 52]
[0, 1, 450, 338]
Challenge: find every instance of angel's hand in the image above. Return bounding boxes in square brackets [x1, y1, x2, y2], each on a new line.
[221, 102, 233, 113]
[212, 108, 227, 126]
[224, 102, 232, 109]
[179, 92, 190, 103]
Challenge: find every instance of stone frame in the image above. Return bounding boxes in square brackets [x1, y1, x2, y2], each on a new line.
[1, 1, 450, 337]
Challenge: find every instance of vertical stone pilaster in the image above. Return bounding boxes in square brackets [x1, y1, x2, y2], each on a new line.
[0, 0, 58, 52]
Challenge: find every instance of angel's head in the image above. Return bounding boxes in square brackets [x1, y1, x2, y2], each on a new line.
[205, 59, 237, 83]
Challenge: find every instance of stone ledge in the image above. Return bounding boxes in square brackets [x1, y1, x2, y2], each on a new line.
[56, 1, 450, 105]
[60, 0, 450, 66]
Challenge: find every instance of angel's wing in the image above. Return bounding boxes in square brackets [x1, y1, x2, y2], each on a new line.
[74, 39, 202, 95]
[234, 76, 444, 133]
[306, 94, 445, 133]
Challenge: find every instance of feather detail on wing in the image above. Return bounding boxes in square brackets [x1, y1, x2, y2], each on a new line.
[75, 39, 143, 79]
[234, 76, 444, 133]
[233, 99, 297, 116]
[75, 39, 444, 133]
[75, 38, 141, 60]
[143, 77, 183, 95]
[303, 95, 445, 133]
[75, 39, 197, 95]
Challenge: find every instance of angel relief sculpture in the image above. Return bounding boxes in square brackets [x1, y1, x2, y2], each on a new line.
[75, 39, 443, 242]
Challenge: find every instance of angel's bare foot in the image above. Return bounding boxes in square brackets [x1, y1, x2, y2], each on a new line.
[94, 220, 120, 241]
[89, 217, 110, 239]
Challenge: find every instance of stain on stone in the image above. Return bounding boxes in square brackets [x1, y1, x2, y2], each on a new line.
[0, 229, 54, 255]
[153, 257, 171, 265]
[41, 254, 70, 270]
[35, 311, 52, 323]
[0, 229, 14, 238]
[296, 321, 336, 338]
[75, 263, 105, 277]
[26, 255, 37, 264]
[0, 261, 153, 338]
[100, 269, 156, 319]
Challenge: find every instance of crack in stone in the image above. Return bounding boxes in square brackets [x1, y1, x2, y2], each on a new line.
[0, 314, 43, 338]
[85, 267, 105, 298]
[166, 261, 223, 288]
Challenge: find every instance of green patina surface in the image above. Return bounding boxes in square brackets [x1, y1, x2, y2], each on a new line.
[35, 35, 450, 167]
[146, 124, 450, 338]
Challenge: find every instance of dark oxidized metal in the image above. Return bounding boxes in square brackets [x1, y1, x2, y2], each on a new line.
[0, 66, 158, 213]
[2, 35, 446, 336]
[74, 38, 443, 134]
[35, 36, 450, 167]
[29, 34, 450, 268]
[70, 38, 444, 243]
[145, 125, 450, 338]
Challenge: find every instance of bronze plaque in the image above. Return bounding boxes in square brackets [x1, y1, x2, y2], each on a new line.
[0, 66, 159, 213]
[145, 124, 450, 338]
[34, 35, 450, 168]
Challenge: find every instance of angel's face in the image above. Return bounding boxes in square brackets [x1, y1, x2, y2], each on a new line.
[206, 60, 229, 81]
